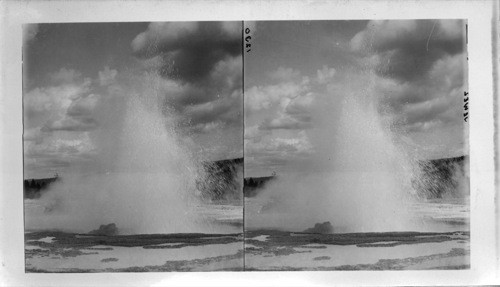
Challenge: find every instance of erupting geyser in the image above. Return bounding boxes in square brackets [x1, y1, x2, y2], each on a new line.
[246, 71, 449, 233]
[25, 75, 215, 235]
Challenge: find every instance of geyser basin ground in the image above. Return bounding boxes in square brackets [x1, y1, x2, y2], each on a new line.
[24, 201, 244, 272]
[25, 232, 243, 272]
[244, 230, 469, 271]
[25, 230, 468, 272]
[243, 196, 469, 270]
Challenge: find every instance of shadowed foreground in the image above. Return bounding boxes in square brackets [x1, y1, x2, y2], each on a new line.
[25, 231, 244, 272]
[244, 230, 469, 270]
[26, 229, 469, 272]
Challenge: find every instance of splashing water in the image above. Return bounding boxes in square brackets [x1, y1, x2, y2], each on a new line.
[25, 76, 219, 234]
[246, 71, 467, 233]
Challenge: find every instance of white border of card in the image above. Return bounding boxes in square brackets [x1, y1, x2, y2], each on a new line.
[1, 0, 497, 286]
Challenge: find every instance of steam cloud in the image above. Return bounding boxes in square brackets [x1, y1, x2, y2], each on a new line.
[25, 73, 220, 234]
[245, 69, 468, 233]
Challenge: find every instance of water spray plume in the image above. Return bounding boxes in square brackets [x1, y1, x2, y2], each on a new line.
[25, 73, 219, 234]
[246, 70, 466, 233]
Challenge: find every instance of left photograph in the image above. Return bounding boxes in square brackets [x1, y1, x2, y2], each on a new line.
[23, 22, 244, 272]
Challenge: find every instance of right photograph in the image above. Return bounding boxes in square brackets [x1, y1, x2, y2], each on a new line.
[243, 20, 469, 271]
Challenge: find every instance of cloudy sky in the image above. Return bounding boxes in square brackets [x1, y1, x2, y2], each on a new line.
[23, 20, 467, 179]
[244, 20, 467, 177]
[23, 22, 243, 178]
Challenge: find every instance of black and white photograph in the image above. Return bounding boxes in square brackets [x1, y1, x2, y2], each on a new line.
[0, 0, 497, 285]
[244, 20, 470, 270]
[23, 22, 244, 272]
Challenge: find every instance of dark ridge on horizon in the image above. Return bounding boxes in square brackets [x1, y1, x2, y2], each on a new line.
[23, 155, 467, 200]
[23, 176, 60, 199]
[414, 155, 469, 199]
[242, 155, 469, 199]
[243, 176, 276, 198]
[421, 155, 468, 165]
[23, 158, 245, 201]
[198, 157, 243, 201]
